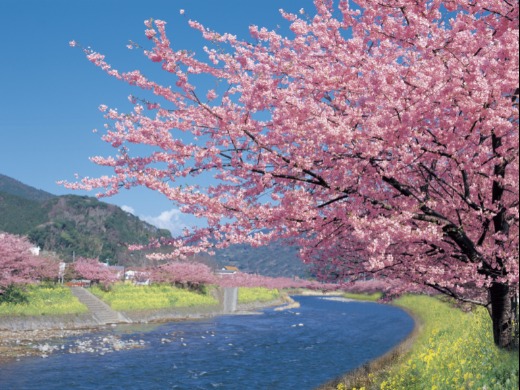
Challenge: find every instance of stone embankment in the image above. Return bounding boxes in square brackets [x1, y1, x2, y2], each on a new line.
[0, 312, 99, 332]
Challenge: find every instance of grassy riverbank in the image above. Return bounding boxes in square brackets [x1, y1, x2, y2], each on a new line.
[238, 287, 281, 303]
[90, 283, 219, 311]
[89, 284, 282, 310]
[0, 285, 87, 316]
[322, 295, 519, 390]
[0, 283, 282, 315]
[342, 292, 382, 302]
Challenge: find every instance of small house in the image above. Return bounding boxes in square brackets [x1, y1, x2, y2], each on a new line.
[217, 265, 239, 275]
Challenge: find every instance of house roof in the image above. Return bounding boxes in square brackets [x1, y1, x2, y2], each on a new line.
[223, 266, 239, 272]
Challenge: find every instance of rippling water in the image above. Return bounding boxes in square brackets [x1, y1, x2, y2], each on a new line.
[0, 296, 413, 389]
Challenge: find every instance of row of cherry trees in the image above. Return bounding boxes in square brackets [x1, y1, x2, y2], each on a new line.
[150, 261, 336, 290]
[76, 257, 336, 290]
[0, 232, 334, 299]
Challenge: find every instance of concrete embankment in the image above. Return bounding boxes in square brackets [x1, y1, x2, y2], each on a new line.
[0, 313, 100, 332]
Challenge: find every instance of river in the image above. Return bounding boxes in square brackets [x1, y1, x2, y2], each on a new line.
[0, 296, 414, 389]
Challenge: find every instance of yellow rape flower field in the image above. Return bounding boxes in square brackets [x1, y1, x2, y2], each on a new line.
[0, 285, 87, 316]
[332, 295, 519, 390]
[238, 287, 281, 304]
[90, 284, 281, 311]
[90, 283, 219, 311]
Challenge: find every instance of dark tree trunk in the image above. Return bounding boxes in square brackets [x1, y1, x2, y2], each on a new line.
[488, 282, 514, 349]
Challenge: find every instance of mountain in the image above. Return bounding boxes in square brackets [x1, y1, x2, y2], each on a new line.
[0, 174, 55, 202]
[0, 174, 171, 265]
[209, 243, 311, 278]
[0, 174, 311, 277]
[0, 190, 50, 234]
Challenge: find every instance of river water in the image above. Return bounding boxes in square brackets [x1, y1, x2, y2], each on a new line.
[0, 296, 413, 389]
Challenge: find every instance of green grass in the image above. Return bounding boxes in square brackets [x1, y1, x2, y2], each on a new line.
[90, 283, 219, 311]
[331, 295, 519, 390]
[343, 292, 382, 302]
[238, 287, 281, 303]
[0, 284, 88, 316]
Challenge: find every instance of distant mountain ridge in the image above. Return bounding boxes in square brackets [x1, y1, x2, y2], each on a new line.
[209, 243, 310, 278]
[0, 174, 311, 278]
[0, 174, 55, 202]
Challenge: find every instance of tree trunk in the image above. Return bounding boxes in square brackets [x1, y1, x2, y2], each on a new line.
[488, 282, 514, 349]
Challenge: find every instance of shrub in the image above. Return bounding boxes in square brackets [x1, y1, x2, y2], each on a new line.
[0, 284, 28, 305]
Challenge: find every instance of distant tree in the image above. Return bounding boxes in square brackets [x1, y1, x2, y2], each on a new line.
[149, 261, 216, 289]
[72, 257, 119, 287]
[64, 1, 518, 347]
[31, 254, 61, 283]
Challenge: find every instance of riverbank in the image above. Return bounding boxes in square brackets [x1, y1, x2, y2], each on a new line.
[0, 296, 290, 364]
[0, 295, 414, 389]
[317, 295, 519, 389]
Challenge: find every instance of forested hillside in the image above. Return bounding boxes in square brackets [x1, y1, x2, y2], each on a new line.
[0, 175, 171, 264]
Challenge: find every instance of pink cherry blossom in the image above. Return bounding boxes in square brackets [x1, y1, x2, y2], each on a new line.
[72, 257, 120, 287]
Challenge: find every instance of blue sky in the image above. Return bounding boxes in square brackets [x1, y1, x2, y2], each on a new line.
[0, 0, 313, 235]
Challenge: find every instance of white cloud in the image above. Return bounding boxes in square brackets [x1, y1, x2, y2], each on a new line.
[142, 208, 189, 236]
[121, 205, 136, 214]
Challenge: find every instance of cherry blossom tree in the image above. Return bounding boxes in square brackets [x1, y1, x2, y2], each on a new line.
[0, 233, 58, 286]
[64, 1, 519, 347]
[30, 254, 61, 283]
[72, 257, 120, 287]
[0, 232, 60, 298]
